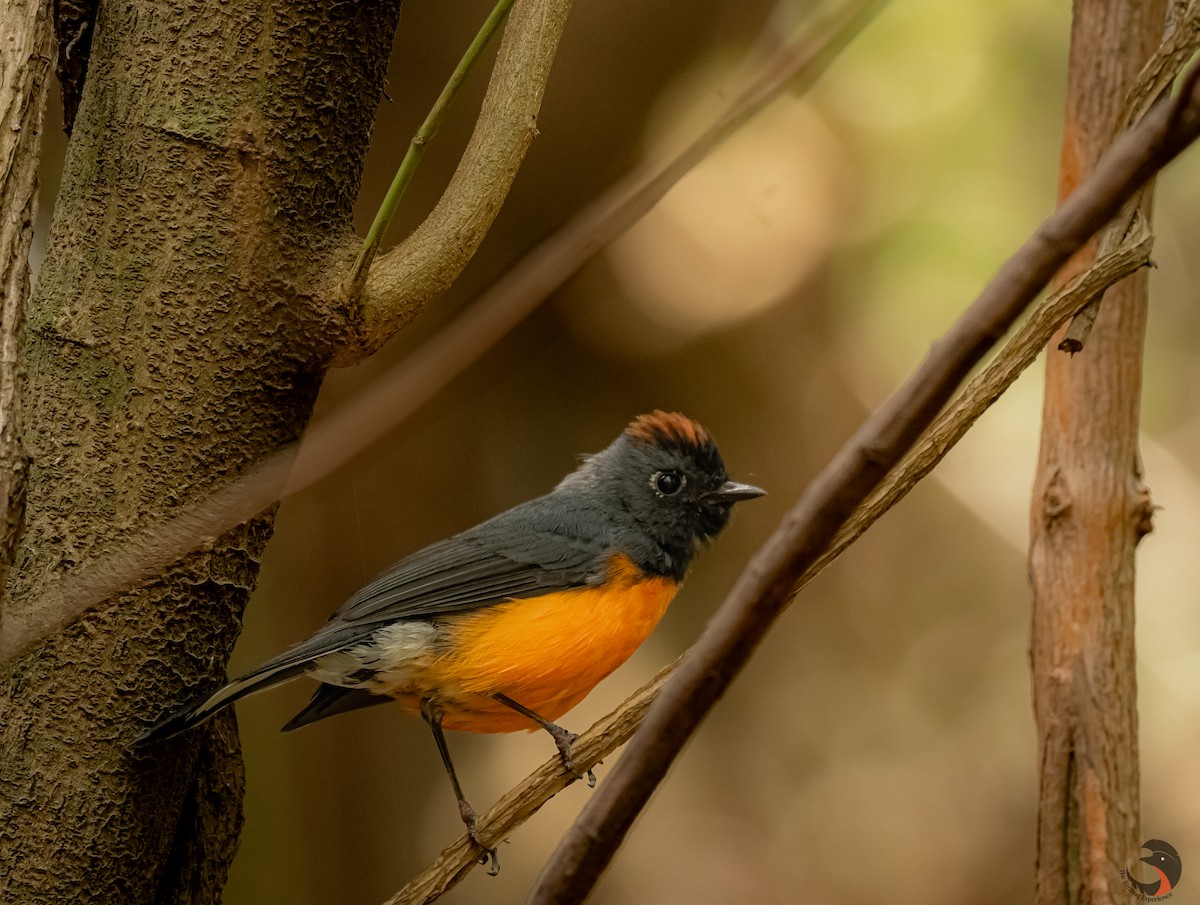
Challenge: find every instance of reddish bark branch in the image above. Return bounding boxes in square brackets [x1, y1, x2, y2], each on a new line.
[1058, 0, 1199, 351]
[1032, 2, 1168, 903]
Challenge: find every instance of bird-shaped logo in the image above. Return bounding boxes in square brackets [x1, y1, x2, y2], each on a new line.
[1121, 839, 1182, 900]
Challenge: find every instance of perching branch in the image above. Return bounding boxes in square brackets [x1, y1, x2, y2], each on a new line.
[0, 0, 53, 600]
[383, 667, 673, 905]
[380, 224, 1153, 905]
[527, 58, 1200, 905]
[335, 0, 573, 365]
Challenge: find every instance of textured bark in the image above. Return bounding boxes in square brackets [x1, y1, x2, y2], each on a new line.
[1029, 2, 1166, 903]
[0, 0, 51, 615]
[0, 1, 402, 900]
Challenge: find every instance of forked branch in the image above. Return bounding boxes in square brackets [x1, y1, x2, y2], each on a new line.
[335, 0, 573, 365]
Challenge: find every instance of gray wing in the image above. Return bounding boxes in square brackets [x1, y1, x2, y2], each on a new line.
[331, 493, 614, 622]
[137, 494, 614, 742]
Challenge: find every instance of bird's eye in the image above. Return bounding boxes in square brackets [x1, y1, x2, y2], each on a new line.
[652, 470, 685, 496]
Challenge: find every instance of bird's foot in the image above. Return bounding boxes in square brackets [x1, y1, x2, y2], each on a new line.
[490, 693, 599, 787]
[459, 799, 500, 876]
[546, 725, 597, 788]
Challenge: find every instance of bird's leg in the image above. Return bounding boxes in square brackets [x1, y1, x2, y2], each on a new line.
[492, 693, 597, 788]
[420, 699, 499, 875]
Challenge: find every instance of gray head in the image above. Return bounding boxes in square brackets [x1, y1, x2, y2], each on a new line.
[557, 411, 764, 579]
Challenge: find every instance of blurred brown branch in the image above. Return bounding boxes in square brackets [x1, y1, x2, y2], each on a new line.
[527, 56, 1200, 905]
[0, 0, 886, 665]
[381, 218, 1153, 905]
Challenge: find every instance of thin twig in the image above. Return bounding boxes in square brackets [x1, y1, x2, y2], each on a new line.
[526, 59, 1200, 905]
[345, 0, 518, 300]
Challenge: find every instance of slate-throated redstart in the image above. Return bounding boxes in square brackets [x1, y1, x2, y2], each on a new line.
[139, 411, 764, 870]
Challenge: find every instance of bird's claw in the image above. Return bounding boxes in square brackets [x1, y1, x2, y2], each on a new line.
[478, 846, 500, 877]
[550, 728, 598, 787]
[460, 801, 500, 876]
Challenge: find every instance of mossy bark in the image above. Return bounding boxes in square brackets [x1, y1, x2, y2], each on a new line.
[0, 1, 402, 900]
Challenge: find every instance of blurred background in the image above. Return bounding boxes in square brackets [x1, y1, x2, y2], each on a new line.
[37, 0, 1200, 902]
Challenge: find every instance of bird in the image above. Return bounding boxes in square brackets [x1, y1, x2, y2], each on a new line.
[138, 411, 764, 871]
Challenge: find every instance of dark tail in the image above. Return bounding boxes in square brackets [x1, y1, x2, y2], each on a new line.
[136, 661, 309, 744]
[281, 683, 391, 732]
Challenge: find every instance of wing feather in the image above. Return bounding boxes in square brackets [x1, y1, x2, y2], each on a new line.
[137, 493, 614, 743]
[245, 495, 613, 675]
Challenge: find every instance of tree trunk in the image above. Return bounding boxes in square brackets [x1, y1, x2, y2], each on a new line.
[0, 1, 401, 900]
[1029, 2, 1165, 903]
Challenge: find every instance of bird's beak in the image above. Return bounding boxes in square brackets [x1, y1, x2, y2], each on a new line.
[708, 480, 766, 503]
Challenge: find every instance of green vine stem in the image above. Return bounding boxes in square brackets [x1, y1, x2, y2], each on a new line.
[346, 0, 518, 299]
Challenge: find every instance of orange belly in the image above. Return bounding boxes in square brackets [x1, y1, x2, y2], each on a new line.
[393, 555, 677, 733]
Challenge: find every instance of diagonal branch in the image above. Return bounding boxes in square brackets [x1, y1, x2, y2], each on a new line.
[335, 0, 573, 366]
[808, 223, 1152, 582]
[526, 59, 1200, 905]
[382, 221, 1152, 905]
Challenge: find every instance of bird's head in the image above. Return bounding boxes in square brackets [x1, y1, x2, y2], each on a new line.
[1139, 839, 1183, 887]
[558, 411, 764, 576]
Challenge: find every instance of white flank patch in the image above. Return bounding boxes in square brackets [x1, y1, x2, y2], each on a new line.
[308, 621, 438, 690]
